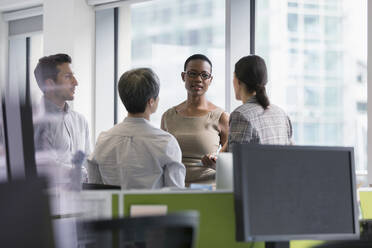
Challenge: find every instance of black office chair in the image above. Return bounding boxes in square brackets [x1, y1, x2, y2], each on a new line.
[313, 220, 372, 248]
[0, 178, 54, 248]
[313, 240, 372, 248]
[78, 211, 199, 248]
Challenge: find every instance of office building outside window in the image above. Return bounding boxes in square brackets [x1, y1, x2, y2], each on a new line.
[118, 0, 226, 126]
[256, 0, 367, 184]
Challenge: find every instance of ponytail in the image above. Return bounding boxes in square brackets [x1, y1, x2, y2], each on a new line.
[255, 85, 270, 109]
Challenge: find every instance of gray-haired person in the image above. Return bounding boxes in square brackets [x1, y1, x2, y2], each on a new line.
[87, 68, 186, 189]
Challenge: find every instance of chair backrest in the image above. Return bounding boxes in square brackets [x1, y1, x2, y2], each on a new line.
[79, 211, 199, 248]
[0, 178, 54, 248]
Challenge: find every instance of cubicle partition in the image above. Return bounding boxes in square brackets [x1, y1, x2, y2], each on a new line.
[78, 189, 372, 248]
[120, 190, 323, 248]
[359, 189, 372, 219]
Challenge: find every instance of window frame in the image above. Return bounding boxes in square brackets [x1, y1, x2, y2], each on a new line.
[91, 0, 371, 185]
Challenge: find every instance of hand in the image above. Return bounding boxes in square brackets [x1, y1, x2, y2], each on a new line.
[201, 154, 217, 170]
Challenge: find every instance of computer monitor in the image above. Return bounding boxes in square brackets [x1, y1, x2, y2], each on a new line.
[233, 144, 359, 247]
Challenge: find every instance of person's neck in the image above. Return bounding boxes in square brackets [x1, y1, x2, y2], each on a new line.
[44, 94, 66, 109]
[186, 95, 208, 110]
[128, 112, 150, 121]
[241, 91, 256, 104]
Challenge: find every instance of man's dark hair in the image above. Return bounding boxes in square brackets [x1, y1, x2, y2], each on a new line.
[34, 53, 72, 91]
[184, 54, 212, 72]
[118, 68, 160, 114]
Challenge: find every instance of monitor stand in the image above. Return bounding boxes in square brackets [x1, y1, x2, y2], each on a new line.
[265, 241, 290, 248]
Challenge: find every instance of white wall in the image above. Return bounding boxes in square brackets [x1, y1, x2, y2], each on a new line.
[368, 0, 372, 186]
[43, 0, 95, 145]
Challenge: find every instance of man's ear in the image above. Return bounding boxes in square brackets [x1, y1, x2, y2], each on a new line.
[43, 78, 55, 91]
[45, 78, 54, 86]
[181, 72, 186, 82]
[148, 97, 155, 107]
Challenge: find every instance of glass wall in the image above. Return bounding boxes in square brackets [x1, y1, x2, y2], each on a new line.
[117, 0, 226, 126]
[256, 0, 367, 183]
[95, 0, 369, 184]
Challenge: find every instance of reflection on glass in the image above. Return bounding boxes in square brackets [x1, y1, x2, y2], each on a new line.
[119, 0, 225, 127]
[31, 50, 90, 189]
[256, 0, 367, 182]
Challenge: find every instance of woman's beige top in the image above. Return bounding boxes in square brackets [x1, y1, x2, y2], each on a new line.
[162, 106, 224, 185]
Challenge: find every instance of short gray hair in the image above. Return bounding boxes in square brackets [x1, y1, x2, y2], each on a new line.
[118, 68, 160, 114]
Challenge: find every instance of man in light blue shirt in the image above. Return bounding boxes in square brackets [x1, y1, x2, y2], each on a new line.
[87, 68, 185, 189]
[33, 54, 90, 184]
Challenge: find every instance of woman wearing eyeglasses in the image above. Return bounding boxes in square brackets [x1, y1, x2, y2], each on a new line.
[161, 54, 229, 187]
[228, 55, 293, 152]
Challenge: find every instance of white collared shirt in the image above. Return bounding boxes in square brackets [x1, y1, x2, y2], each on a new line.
[87, 117, 185, 189]
[34, 97, 91, 183]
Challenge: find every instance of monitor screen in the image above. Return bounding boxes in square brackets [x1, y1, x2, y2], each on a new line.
[233, 144, 359, 242]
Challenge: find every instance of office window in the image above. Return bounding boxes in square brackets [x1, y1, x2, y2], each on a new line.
[304, 49, 320, 72]
[323, 123, 342, 145]
[288, 48, 299, 70]
[325, 16, 342, 41]
[324, 87, 340, 107]
[357, 102, 367, 112]
[256, 0, 367, 179]
[118, 0, 225, 127]
[286, 86, 297, 105]
[303, 123, 319, 145]
[304, 87, 319, 107]
[304, 15, 320, 34]
[325, 50, 343, 74]
[287, 13, 298, 32]
[291, 122, 299, 141]
[304, 4, 318, 9]
[288, 2, 298, 8]
[324, 0, 341, 11]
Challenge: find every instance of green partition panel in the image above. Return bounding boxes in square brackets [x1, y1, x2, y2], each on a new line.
[360, 191, 372, 219]
[112, 193, 119, 218]
[123, 192, 321, 248]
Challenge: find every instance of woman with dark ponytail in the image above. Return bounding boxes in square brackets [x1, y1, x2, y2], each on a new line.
[228, 55, 293, 151]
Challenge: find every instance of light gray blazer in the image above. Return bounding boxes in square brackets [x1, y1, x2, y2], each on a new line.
[228, 96, 293, 152]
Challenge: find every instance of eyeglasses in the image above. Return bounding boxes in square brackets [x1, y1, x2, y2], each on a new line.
[185, 71, 212, 80]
